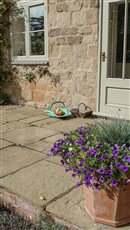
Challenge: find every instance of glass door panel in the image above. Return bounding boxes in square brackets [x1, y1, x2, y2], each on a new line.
[107, 2, 130, 79]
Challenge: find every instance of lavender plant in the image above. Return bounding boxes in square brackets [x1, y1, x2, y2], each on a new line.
[50, 121, 130, 191]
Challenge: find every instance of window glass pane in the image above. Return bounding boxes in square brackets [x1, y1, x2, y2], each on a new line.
[10, 7, 25, 33]
[29, 4, 44, 31]
[12, 33, 25, 56]
[108, 3, 125, 78]
[125, 3, 130, 79]
[30, 32, 45, 55]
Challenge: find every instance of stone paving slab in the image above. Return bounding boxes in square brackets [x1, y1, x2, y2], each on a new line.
[20, 115, 48, 124]
[0, 121, 30, 135]
[43, 118, 93, 133]
[29, 117, 60, 127]
[46, 186, 93, 230]
[27, 140, 52, 153]
[0, 146, 45, 177]
[44, 133, 63, 143]
[2, 126, 58, 146]
[46, 187, 130, 230]
[11, 106, 46, 116]
[1, 160, 76, 207]
[0, 139, 13, 149]
[1, 110, 31, 124]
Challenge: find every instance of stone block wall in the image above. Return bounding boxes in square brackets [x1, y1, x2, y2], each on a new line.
[6, 0, 99, 110]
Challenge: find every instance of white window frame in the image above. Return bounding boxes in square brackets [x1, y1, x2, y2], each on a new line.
[10, 0, 48, 64]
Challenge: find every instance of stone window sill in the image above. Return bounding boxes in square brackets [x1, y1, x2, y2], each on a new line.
[11, 60, 49, 65]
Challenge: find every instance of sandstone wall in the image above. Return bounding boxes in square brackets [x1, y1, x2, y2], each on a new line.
[6, 0, 99, 111]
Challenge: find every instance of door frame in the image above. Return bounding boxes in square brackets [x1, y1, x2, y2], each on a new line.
[96, 0, 129, 119]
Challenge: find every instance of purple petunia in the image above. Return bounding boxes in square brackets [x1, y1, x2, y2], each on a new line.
[97, 142, 103, 148]
[102, 153, 108, 158]
[107, 169, 113, 176]
[71, 152, 75, 157]
[80, 146, 85, 151]
[99, 176, 105, 183]
[116, 162, 122, 169]
[123, 156, 130, 163]
[111, 179, 118, 187]
[90, 168, 95, 173]
[97, 168, 105, 174]
[85, 180, 91, 187]
[121, 165, 129, 172]
[94, 183, 101, 190]
[77, 182, 82, 187]
[83, 169, 88, 175]
[77, 138, 83, 145]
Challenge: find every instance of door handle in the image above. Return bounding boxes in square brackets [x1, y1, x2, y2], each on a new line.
[101, 52, 106, 62]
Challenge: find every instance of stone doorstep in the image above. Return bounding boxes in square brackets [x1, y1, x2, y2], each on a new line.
[0, 187, 80, 230]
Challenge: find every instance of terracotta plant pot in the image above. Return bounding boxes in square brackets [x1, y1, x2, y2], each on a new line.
[83, 183, 130, 227]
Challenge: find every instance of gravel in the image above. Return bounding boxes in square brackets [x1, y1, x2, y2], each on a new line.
[0, 206, 67, 230]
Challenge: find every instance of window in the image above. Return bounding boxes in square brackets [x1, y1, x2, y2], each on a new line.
[10, 0, 48, 64]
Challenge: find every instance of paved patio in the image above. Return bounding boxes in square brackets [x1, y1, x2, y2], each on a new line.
[0, 105, 130, 230]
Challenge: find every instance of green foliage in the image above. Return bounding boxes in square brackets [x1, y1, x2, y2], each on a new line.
[0, 91, 10, 104]
[0, 0, 15, 88]
[25, 72, 35, 83]
[91, 119, 130, 146]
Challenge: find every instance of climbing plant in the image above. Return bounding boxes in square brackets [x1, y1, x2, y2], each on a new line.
[0, 0, 15, 103]
[0, 0, 15, 85]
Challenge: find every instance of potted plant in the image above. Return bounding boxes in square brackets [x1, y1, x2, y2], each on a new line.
[50, 119, 130, 227]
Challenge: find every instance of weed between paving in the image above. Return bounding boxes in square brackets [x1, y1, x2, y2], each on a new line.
[0, 206, 67, 230]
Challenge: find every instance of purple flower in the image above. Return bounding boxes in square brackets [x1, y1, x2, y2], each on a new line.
[85, 180, 91, 187]
[78, 129, 83, 135]
[121, 165, 129, 172]
[65, 168, 69, 172]
[113, 149, 119, 155]
[80, 146, 85, 151]
[73, 168, 78, 173]
[77, 138, 83, 145]
[107, 169, 113, 176]
[128, 146, 130, 150]
[102, 153, 108, 158]
[85, 129, 90, 133]
[83, 169, 88, 175]
[77, 182, 82, 187]
[114, 144, 119, 149]
[99, 176, 104, 183]
[97, 168, 105, 174]
[122, 144, 126, 148]
[65, 152, 69, 157]
[98, 157, 104, 162]
[127, 179, 130, 183]
[77, 170, 81, 174]
[71, 152, 75, 157]
[72, 173, 76, 177]
[111, 179, 118, 187]
[79, 162, 84, 167]
[90, 168, 95, 173]
[123, 156, 130, 163]
[94, 183, 101, 190]
[116, 162, 122, 169]
[97, 142, 103, 148]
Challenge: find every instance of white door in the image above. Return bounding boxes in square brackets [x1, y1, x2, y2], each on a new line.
[100, 0, 130, 119]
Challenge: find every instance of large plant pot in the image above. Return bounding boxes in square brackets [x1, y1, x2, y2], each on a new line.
[83, 183, 130, 227]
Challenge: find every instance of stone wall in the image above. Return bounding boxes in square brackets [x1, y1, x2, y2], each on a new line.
[6, 0, 99, 110]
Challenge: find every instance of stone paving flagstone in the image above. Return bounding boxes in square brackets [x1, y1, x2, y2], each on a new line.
[0, 139, 13, 149]
[0, 105, 130, 230]
[2, 126, 58, 146]
[0, 146, 45, 177]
